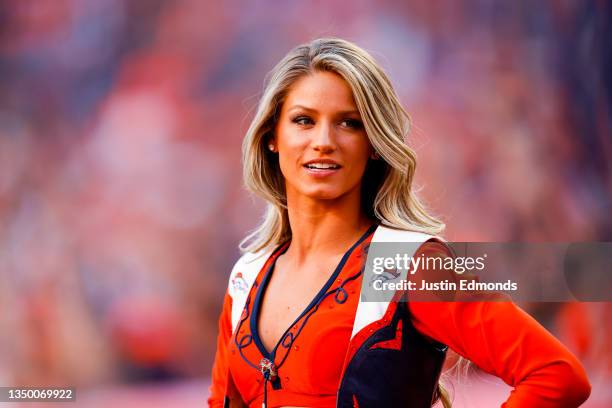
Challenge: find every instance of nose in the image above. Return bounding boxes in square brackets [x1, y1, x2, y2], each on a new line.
[312, 121, 336, 153]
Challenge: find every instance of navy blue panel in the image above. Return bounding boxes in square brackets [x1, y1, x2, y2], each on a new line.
[337, 302, 447, 408]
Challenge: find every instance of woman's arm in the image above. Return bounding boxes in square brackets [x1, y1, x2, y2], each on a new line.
[408, 242, 591, 407]
[208, 291, 233, 408]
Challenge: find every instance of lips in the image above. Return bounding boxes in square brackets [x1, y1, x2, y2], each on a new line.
[303, 159, 341, 169]
[304, 163, 340, 170]
[303, 159, 342, 177]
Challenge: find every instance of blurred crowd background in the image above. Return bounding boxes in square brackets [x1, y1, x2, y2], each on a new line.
[0, 0, 610, 407]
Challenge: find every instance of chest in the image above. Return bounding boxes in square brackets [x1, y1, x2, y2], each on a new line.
[226, 242, 372, 401]
[256, 259, 341, 354]
[228, 263, 363, 397]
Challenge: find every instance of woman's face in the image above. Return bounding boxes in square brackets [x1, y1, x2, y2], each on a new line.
[271, 71, 372, 203]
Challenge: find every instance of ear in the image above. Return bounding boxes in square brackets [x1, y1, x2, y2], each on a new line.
[267, 132, 277, 153]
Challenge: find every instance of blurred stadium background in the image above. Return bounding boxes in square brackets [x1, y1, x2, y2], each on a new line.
[0, 0, 610, 407]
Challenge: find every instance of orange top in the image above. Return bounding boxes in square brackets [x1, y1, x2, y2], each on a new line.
[208, 229, 591, 407]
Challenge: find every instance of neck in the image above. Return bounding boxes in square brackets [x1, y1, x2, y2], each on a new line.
[283, 187, 374, 265]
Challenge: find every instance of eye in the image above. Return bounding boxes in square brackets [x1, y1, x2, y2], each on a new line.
[341, 118, 364, 129]
[292, 116, 313, 126]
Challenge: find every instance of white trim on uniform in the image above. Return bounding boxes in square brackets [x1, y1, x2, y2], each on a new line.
[350, 225, 443, 339]
[225, 225, 445, 339]
[227, 249, 273, 332]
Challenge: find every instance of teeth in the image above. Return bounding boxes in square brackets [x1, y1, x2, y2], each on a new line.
[306, 163, 339, 169]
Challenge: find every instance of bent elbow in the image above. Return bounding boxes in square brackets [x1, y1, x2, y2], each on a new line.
[558, 360, 591, 406]
[569, 372, 591, 406]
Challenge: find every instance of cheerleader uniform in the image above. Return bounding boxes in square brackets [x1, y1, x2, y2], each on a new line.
[208, 224, 591, 407]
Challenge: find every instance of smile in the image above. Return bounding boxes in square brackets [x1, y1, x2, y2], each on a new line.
[303, 160, 342, 177]
[304, 163, 340, 169]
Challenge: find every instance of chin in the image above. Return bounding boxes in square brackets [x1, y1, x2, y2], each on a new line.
[300, 185, 349, 201]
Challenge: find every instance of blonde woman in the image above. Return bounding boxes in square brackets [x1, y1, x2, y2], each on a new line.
[208, 38, 591, 408]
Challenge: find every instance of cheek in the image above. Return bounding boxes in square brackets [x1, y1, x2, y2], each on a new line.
[277, 154, 293, 180]
[343, 142, 371, 176]
[277, 141, 305, 178]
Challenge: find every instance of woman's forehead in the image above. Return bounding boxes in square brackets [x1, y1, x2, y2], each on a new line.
[283, 71, 358, 113]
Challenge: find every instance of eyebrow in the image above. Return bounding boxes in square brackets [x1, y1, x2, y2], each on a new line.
[287, 104, 360, 116]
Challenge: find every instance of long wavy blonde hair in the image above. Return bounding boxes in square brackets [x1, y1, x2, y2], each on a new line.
[240, 37, 445, 253]
[240, 37, 452, 408]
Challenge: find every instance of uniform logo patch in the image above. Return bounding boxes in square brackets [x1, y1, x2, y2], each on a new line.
[231, 272, 249, 294]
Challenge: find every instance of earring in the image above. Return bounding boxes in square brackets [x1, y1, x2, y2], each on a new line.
[268, 144, 275, 152]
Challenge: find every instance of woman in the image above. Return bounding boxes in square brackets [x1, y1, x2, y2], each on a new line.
[208, 38, 591, 407]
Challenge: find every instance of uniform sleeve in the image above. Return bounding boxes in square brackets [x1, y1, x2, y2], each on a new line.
[207, 290, 233, 408]
[408, 241, 591, 407]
